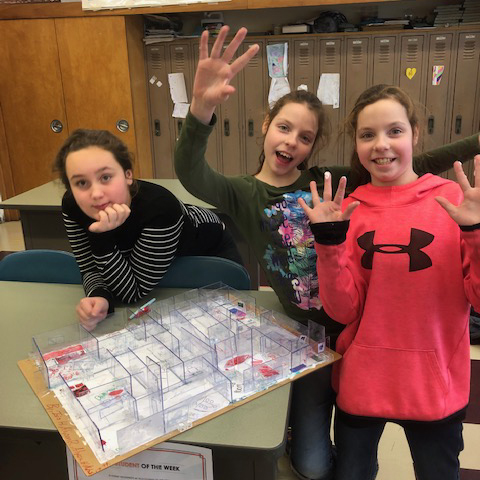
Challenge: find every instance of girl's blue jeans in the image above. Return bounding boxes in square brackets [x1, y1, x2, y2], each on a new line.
[289, 364, 335, 480]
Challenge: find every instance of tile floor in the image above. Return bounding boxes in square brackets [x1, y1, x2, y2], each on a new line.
[1, 220, 479, 480]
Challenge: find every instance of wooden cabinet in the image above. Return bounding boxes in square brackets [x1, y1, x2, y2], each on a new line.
[0, 15, 150, 200]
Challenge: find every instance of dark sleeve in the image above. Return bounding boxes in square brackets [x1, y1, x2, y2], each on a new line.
[413, 134, 480, 176]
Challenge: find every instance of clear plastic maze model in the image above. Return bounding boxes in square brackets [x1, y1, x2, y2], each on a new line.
[32, 283, 332, 462]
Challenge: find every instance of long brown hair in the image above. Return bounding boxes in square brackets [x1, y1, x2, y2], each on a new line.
[255, 90, 330, 174]
[345, 84, 419, 192]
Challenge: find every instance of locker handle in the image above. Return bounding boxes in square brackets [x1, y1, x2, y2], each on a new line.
[248, 120, 254, 137]
[177, 120, 183, 133]
[224, 119, 230, 137]
[427, 116, 434, 135]
[455, 115, 462, 135]
[154, 120, 161, 136]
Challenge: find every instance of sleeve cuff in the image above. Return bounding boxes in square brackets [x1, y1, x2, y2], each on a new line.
[460, 223, 480, 232]
[311, 220, 349, 245]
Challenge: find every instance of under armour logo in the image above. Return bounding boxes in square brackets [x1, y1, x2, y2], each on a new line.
[357, 228, 434, 272]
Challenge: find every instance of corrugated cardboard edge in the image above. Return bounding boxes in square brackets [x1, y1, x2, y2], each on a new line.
[18, 349, 340, 476]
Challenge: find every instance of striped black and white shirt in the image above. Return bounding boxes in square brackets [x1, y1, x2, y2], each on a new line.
[62, 180, 223, 310]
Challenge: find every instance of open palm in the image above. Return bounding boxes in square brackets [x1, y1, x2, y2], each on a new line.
[436, 156, 480, 226]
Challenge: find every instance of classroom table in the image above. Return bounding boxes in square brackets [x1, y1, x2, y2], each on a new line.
[0, 282, 293, 480]
[0, 180, 260, 288]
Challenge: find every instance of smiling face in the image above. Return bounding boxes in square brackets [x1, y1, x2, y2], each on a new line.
[355, 98, 419, 187]
[65, 146, 133, 220]
[258, 102, 318, 187]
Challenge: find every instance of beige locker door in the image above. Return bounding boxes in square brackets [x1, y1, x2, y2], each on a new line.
[146, 45, 174, 178]
[293, 39, 316, 91]
[192, 40, 221, 173]
[372, 36, 397, 85]
[219, 45, 244, 175]
[243, 39, 267, 175]
[344, 37, 371, 162]
[169, 42, 193, 150]
[449, 32, 480, 182]
[317, 38, 344, 167]
[424, 33, 454, 154]
[398, 34, 427, 151]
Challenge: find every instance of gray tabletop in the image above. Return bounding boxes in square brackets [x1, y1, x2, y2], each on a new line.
[0, 179, 214, 211]
[1, 282, 290, 450]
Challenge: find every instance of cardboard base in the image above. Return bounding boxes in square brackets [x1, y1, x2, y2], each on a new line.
[18, 349, 340, 476]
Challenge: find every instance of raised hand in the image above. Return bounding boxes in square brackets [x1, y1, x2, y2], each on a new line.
[436, 156, 480, 226]
[190, 26, 259, 124]
[88, 203, 131, 233]
[298, 173, 359, 224]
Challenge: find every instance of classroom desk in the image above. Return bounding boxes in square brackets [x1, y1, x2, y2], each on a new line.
[0, 282, 292, 480]
[0, 180, 259, 288]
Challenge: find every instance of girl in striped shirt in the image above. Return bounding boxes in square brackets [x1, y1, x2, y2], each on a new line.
[54, 128, 242, 330]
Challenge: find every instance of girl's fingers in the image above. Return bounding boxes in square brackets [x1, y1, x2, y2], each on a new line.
[474, 155, 480, 188]
[230, 43, 259, 76]
[309, 181, 321, 206]
[198, 30, 209, 61]
[343, 201, 360, 220]
[210, 26, 229, 59]
[453, 161, 471, 192]
[222, 27, 248, 64]
[323, 171, 332, 202]
[435, 196, 456, 218]
[333, 176, 347, 206]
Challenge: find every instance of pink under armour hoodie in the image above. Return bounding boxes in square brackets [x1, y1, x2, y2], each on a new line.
[315, 174, 480, 422]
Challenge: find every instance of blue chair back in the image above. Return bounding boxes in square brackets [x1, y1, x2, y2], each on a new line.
[157, 256, 250, 290]
[0, 249, 82, 284]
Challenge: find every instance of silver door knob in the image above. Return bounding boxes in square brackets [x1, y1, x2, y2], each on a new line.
[50, 120, 63, 133]
[116, 119, 129, 133]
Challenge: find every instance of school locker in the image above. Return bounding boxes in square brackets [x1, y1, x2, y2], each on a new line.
[243, 39, 267, 175]
[371, 36, 397, 85]
[192, 40, 221, 173]
[423, 33, 455, 154]
[344, 37, 371, 161]
[146, 45, 175, 178]
[448, 32, 480, 182]
[218, 43, 245, 175]
[317, 38, 344, 167]
[169, 43, 193, 148]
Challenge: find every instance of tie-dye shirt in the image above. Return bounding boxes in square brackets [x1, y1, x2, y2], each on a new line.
[175, 112, 480, 335]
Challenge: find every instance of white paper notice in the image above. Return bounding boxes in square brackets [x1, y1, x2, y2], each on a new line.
[67, 442, 214, 480]
[297, 84, 308, 91]
[168, 73, 188, 104]
[317, 73, 340, 109]
[172, 103, 190, 119]
[268, 77, 291, 108]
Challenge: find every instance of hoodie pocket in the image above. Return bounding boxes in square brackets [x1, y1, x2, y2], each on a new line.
[337, 343, 448, 421]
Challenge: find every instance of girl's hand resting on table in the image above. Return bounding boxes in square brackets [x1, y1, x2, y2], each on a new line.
[76, 297, 109, 331]
[298, 173, 359, 224]
[88, 203, 131, 233]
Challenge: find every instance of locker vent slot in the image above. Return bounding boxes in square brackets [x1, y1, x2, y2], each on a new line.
[463, 40, 476, 61]
[325, 45, 337, 65]
[378, 44, 391, 63]
[433, 41, 446, 63]
[352, 45, 364, 64]
[149, 52, 164, 71]
[406, 43, 419, 62]
[173, 50, 186, 69]
[247, 49, 261, 68]
[299, 46, 310, 65]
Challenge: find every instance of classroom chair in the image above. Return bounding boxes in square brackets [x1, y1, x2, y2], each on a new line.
[157, 255, 251, 290]
[0, 249, 82, 284]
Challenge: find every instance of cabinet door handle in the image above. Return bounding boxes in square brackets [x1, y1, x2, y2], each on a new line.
[50, 120, 63, 133]
[116, 119, 129, 133]
[248, 120, 254, 137]
[154, 120, 161, 136]
[427, 116, 434, 135]
[224, 119, 230, 137]
[455, 115, 462, 135]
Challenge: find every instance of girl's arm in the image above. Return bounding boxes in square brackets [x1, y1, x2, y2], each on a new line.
[413, 133, 480, 176]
